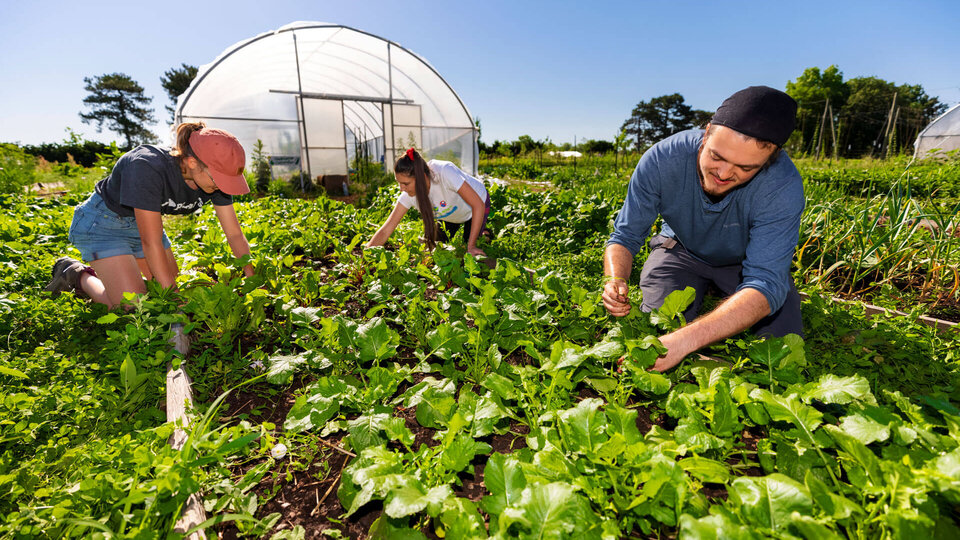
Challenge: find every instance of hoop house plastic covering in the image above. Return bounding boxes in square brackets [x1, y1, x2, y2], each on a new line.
[175, 21, 478, 179]
[915, 104, 960, 157]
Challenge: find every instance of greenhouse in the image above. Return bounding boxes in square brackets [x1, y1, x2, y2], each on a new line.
[175, 21, 478, 181]
[915, 103, 960, 157]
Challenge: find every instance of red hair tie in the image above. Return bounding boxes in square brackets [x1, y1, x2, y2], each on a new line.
[406, 148, 416, 161]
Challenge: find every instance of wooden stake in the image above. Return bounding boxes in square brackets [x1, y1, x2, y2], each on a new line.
[815, 97, 829, 160]
[828, 103, 838, 160]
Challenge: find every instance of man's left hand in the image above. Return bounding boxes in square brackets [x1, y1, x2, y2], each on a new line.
[467, 246, 487, 258]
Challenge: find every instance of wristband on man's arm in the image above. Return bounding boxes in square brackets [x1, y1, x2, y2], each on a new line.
[603, 276, 628, 284]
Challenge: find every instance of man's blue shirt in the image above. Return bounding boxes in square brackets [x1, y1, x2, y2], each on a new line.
[608, 129, 804, 313]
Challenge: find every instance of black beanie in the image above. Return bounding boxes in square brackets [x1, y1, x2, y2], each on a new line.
[711, 86, 798, 147]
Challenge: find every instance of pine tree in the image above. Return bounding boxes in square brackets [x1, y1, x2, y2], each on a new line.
[79, 73, 157, 148]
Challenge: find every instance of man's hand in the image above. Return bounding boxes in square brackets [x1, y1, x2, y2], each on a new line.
[467, 246, 487, 258]
[602, 278, 631, 317]
[651, 332, 690, 372]
[649, 288, 771, 372]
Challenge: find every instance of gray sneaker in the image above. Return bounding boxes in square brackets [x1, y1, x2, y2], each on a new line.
[43, 257, 88, 298]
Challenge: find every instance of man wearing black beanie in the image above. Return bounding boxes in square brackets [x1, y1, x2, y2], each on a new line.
[602, 86, 804, 372]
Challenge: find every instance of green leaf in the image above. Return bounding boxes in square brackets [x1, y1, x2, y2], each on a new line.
[119, 354, 145, 395]
[482, 453, 527, 515]
[383, 476, 453, 518]
[364, 366, 404, 405]
[381, 417, 415, 447]
[838, 412, 890, 445]
[356, 317, 398, 363]
[882, 508, 936, 539]
[710, 377, 739, 437]
[394, 377, 455, 408]
[680, 457, 732, 484]
[439, 497, 487, 539]
[284, 392, 341, 433]
[728, 474, 813, 531]
[440, 433, 491, 473]
[0, 366, 28, 380]
[96, 312, 119, 324]
[558, 398, 607, 454]
[630, 368, 671, 395]
[415, 387, 456, 429]
[481, 453, 527, 517]
[346, 414, 391, 452]
[679, 510, 761, 540]
[457, 390, 509, 437]
[805, 470, 862, 520]
[289, 306, 322, 326]
[651, 286, 696, 326]
[368, 515, 429, 539]
[540, 341, 586, 372]
[802, 374, 876, 405]
[524, 482, 580, 539]
[605, 405, 642, 444]
[266, 353, 310, 384]
[823, 425, 882, 485]
[747, 336, 806, 384]
[788, 514, 844, 540]
[583, 339, 623, 360]
[750, 389, 823, 436]
[426, 321, 469, 361]
[480, 372, 517, 401]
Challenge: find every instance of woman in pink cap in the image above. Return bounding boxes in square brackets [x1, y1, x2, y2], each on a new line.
[44, 122, 254, 308]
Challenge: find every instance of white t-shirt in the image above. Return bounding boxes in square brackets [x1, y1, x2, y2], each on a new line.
[397, 160, 488, 224]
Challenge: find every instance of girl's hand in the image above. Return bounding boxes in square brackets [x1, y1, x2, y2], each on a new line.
[467, 246, 487, 258]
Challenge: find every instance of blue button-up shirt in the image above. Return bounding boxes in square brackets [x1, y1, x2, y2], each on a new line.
[608, 129, 804, 313]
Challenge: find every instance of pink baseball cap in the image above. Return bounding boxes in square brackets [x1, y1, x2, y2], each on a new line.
[189, 128, 249, 195]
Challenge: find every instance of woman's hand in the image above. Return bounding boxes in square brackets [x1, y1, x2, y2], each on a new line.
[467, 245, 487, 258]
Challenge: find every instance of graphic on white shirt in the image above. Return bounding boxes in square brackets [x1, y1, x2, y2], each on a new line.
[435, 200, 459, 219]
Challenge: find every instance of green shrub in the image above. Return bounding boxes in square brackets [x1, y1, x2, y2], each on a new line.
[0, 144, 38, 194]
[251, 139, 272, 193]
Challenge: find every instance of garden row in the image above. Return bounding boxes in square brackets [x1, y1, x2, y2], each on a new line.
[2, 175, 960, 537]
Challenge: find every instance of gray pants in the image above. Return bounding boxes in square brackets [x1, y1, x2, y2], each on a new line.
[639, 236, 804, 338]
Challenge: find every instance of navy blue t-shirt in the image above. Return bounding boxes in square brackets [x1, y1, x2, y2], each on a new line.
[95, 145, 232, 217]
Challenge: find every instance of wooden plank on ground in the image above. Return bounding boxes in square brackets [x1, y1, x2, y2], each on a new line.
[799, 292, 957, 333]
[167, 327, 208, 540]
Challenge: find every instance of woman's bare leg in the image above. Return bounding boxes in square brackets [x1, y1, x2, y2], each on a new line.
[88, 255, 147, 308]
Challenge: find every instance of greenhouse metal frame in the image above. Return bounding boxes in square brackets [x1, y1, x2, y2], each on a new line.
[175, 22, 479, 182]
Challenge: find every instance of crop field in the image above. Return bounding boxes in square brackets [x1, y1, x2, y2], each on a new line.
[3, 154, 960, 539]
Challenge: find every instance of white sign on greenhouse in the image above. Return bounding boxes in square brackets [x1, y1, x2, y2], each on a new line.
[175, 21, 479, 181]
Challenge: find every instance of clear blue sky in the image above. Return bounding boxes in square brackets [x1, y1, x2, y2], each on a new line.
[1, 0, 957, 146]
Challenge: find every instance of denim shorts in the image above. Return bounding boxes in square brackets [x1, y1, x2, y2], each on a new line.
[68, 192, 171, 262]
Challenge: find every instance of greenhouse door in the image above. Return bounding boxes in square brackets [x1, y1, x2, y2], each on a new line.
[297, 97, 348, 179]
[384, 104, 423, 162]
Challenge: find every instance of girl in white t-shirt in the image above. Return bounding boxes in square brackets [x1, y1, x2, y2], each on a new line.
[367, 148, 490, 257]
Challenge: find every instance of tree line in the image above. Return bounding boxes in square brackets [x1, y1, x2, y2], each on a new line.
[13, 63, 949, 163]
[481, 65, 947, 160]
